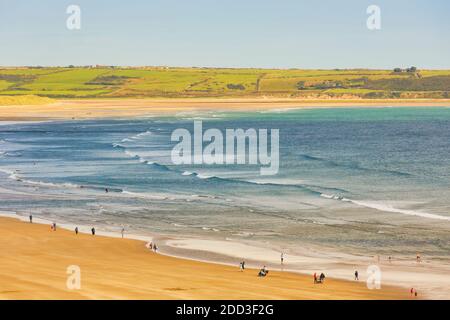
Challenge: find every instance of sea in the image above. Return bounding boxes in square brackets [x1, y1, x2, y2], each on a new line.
[1, 107, 449, 261]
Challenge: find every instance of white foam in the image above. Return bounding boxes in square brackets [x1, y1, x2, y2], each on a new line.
[352, 199, 450, 221]
[196, 173, 213, 179]
[134, 130, 152, 138]
[121, 190, 168, 200]
[321, 193, 450, 221]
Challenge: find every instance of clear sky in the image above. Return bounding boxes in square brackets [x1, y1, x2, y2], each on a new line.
[0, 0, 449, 68]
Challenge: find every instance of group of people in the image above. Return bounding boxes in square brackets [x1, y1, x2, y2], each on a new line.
[373, 254, 422, 264]
[73, 226, 95, 235]
[37, 216, 127, 239]
[148, 242, 158, 252]
[27, 214, 422, 296]
[29, 213, 128, 236]
[43, 216, 159, 255]
[240, 251, 286, 276]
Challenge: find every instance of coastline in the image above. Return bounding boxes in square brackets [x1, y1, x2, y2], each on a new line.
[3, 209, 448, 299]
[1, 98, 450, 121]
[0, 214, 408, 300]
[1, 104, 450, 299]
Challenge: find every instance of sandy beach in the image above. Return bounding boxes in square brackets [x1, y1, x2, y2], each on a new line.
[1, 98, 450, 121]
[1, 100, 449, 300]
[0, 216, 408, 300]
[2, 0, 449, 305]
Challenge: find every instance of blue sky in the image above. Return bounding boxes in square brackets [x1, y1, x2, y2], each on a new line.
[0, 0, 449, 68]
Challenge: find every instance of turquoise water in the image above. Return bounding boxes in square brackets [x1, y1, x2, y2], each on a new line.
[1, 107, 449, 257]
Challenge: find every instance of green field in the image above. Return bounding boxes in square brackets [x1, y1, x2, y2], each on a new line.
[1, 66, 449, 99]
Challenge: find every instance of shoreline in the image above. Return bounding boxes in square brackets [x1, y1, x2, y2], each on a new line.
[1, 102, 449, 299]
[1, 212, 443, 300]
[0, 214, 408, 300]
[1, 98, 450, 121]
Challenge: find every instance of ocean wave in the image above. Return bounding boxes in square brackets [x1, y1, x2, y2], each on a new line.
[116, 143, 169, 170]
[320, 193, 351, 202]
[120, 130, 152, 143]
[112, 143, 125, 149]
[121, 190, 168, 200]
[111, 139, 343, 196]
[134, 130, 152, 138]
[5, 170, 82, 189]
[299, 154, 413, 177]
[21, 179, 81, 189]
[321, 193, 450, 221]
[120, 190, 215, 202]
[0, 169, 123, 193]
[247, 178, 348, 194]
[111, 140, 346, 201]
[3, 152, 22, 157]
[196, 173, 214, 179]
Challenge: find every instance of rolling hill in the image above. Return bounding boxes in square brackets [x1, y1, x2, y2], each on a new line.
[1, 66, 449, 100]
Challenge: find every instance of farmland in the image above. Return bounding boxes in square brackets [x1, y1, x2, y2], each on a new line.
[0, 66, 449, 100]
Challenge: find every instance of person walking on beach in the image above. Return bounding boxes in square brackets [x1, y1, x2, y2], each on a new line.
[91, 227, 95, 236]
[354, 270, 359, 281]
[416, 253, 421, 263]
[29, 214, 32, 223]
[320, 273, 326, 283]
[121, 227, 125, 239]
[280, 252, 284, 265]
[75, 227, 78, 235]
[51, 223, 56, 231]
